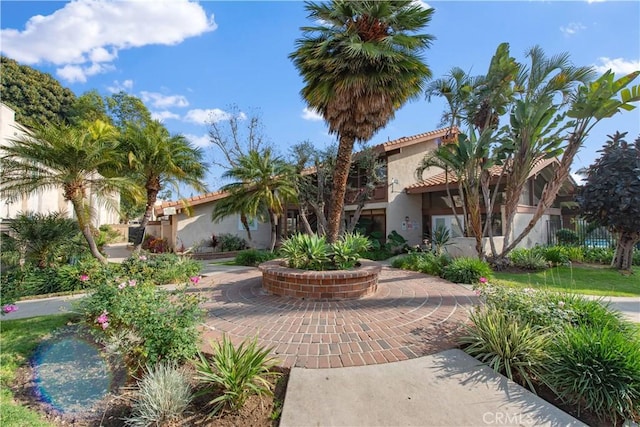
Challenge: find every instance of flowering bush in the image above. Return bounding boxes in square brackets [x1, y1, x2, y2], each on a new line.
[2, 304, 18, 315]
[77, 277, 204, 368]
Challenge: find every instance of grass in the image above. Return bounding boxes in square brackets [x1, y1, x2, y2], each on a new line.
[0, 314, 77, 427]
[493, 264, 640, 297]
[208, 260, 238, 266]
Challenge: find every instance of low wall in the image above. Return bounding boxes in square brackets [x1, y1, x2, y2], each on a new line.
[259, 259, 382, 300]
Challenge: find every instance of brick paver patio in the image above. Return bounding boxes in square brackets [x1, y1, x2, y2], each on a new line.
[197, 266, 477, 369]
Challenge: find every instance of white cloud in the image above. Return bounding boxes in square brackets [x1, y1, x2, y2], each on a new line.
[56, 62, 114, 83]
[183, 108, 246, 125]
[412, 0, 432, 9]
[151, 110, 180, 121]
[587, 0, 606, 3]
[594, 57, 640, 75]
[140, 91, 189, 109]
[301, 107, 324, 122]
[184, 133, 210, 148]
[1, 0, 217, 82]
[107, 79, 134, 93]
[560, 22, 586, 36]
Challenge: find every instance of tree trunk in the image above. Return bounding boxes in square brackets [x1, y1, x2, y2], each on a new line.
[299, 206, 313, 235]
[136, 176, 160, 250]
[612, 232, 639, 271]
[327, 134, 356, 243]
[500, 123, 587, 257]
[71, 197, 107, 264]
[269, 210, 278, 251]
[466, 189, 484, 258]
[240, 213, 253, 245]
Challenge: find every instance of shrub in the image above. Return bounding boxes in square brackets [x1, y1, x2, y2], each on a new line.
[564, 246, 584, 263]
[583, 247, 614, 265]
[362, 247, 393, 261]
[556, 228, 579, 246]
[125, 362, 193, 427]
[460, 307, 550, 392]
[541, 246, 569, 266]
[96, 224, 123, 248]
[121, 252, 200, 285]
[217, 233, 247, 252]
[542, 325, 640, 424]
[508, 248, 548, 271]
[391, 252, 451, 276]
[441, 257, 492, 284]
[280, 233, 329, 270]
[235, 249, 277, 266]
[77, 278, 204, 368]
[332, 232, 371, 269]
[194, 336, 280, 415]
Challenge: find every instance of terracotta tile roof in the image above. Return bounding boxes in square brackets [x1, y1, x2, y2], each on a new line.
[406, 157, 558, 194]
[371, 127, 459, 153]
[154, 190, 229, 215]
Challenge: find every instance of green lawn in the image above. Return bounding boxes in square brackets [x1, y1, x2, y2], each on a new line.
[493, 265, 640, 297]
[0, 314, 77, 427]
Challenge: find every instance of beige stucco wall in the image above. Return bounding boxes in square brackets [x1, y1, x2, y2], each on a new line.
[174, 202, 271, 250]
[385, 139, 441, 246]
[511, 212, 551, 248]
[1, 103, 119, 226]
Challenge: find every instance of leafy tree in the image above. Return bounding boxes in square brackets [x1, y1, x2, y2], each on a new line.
[579, 132, 640, 271]
[106, 91, 152, 130]
[290, 0, 434, 242]
[0, 56, 76, 126]
[212, 149, 297, 251]
[67, 89, 111, 126]
[121, 120, 207, 247]
[1, 120, 139, 263]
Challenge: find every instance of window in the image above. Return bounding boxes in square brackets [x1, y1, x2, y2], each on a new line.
[432, 215, 464, 238]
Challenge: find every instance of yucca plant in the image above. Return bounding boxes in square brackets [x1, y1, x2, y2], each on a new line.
[332, 232, 371, 269]
[460, 307, 551, 392]
[194, 336, 280, 416]
[125, 362, 193, 427]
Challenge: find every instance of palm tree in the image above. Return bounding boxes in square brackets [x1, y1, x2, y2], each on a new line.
[0, 120, 137, 263]
[212, 149, 297, 251]
[500, 46, 594, 253]
[290, 0, 434, 242]
[121, 120, 207, 247]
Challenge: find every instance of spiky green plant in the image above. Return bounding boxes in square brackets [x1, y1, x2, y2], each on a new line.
[194, 336, 280, 416]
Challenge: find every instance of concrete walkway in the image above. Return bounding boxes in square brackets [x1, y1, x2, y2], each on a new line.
[281, 349, 585, 427]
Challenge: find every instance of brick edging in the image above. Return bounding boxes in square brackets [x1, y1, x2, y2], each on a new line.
[258, 259, 382, 300]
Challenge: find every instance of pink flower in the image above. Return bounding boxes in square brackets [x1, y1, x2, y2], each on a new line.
[479, 277, 488, 284]
[97, 310, 109, 325]
[474, 289, 481, 296]
[139, 255, 147, 261]
[79, 274, 89, 282]
[190, 276, 200, 285]
[101, 322, 109, 330]
[558, 301, 565, 308]
[118, 282, 127, 290]
[128, 279, 137, 287]
[2, 304, 18, 314]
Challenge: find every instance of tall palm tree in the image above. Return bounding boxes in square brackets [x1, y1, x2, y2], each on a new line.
[0, 120, 137, 263]
[212, 149, 297, 251]
[290, 0, 434, 242]
[121, 120, 207, 247]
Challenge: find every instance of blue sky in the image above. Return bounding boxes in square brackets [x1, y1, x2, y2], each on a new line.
[2, 0, 639, 192]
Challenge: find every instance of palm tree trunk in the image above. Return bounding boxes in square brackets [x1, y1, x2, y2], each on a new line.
[327, 134, 355, 243]
[612, 232, 639, 271]
[136, 178, 160, 250]
[269, 209, 278, 251]
[71, 197, 107, 264]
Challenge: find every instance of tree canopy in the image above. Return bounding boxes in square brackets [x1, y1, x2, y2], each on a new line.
[1, 56, 76, 126]
[579, 131, 640, 271]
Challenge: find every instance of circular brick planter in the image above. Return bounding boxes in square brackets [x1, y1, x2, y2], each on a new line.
[258, 259, 382, 300]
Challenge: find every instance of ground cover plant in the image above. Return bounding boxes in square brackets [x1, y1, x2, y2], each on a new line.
[234, 249, 278, 266]
[464, 284, 640, 425]
[391, 252, 492, 285]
